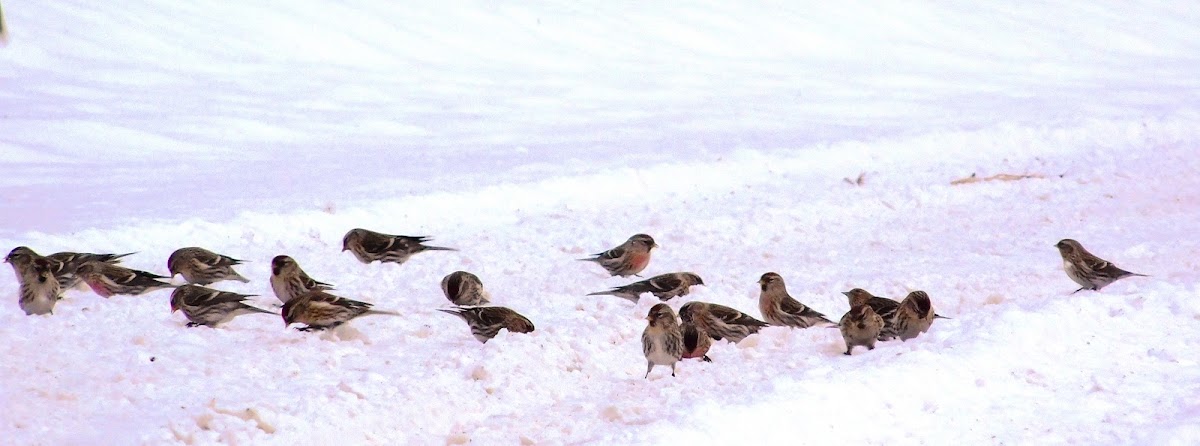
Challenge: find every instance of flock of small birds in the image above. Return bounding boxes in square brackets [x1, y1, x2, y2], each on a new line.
[4, 230, 1147, 378]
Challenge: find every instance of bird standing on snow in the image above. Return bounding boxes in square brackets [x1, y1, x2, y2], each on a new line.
[12, 258, 62, 315]
[167, 247, 250, 285]
[170, 284, 275, 327]
[679, 301, 769, 343]
[893, 291, 942, 341]
[642, 303, 685, 378]
[840, 302, 884, 355]
[440, 271, 490, 306]
[578, 234, 657, 277]
[588, 272, 704, 303]
[679, 310, 713, 362]
[843, 288, 948, 341]
[757, 272, 833, 328]
[6, 246, 133, 290]
[342, 228, 456, 265]
[282, 290, 399, 331]
[269, 255, 334, 304]
[74, 261, 174, 297]
[1055, 239, 1147, 293]
[437, 306, 535, 343]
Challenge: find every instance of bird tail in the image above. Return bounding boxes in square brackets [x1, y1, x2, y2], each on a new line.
[436, 308, 468, 320]
[366, 309, 401, 317]
[243, 305, 277, 315]
[933, 313, 951, 319]
[422, 246, 457, 252]
[108, 252, 138, 263]
[576, 257, 599, 262]
[232, 271, 251, 283]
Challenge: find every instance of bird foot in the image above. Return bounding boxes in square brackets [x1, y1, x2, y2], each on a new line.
[702, 355, 712, 363]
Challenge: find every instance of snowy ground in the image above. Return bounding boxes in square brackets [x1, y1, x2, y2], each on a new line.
[2, 1, 1200, 445]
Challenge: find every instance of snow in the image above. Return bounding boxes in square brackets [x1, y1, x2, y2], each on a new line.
[2, 0, 1200, 444]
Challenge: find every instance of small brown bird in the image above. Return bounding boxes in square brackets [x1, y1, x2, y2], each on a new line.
[5, 246, 133, 290]
[578, 234, 657, 277]
[642, 303, 685, 378]
[440, 271, 490, 306]
[167, 247, 250, 285]
[587, 272, 704, 303]
[270, 255, 334, 304]
[342, 228, 456, 265]
[893, 291, 940, 341]
[758, 272, 833, 328]
[680, 314, 713, 362]
[1055, 239, 1147, 293]
[75, 261, 174, 297]
[843, 288, 948, 341]
[281, 290, 399, 331]
[840, 303, 884, 355]
[679, 301, 769, 343]
[437, 306, 535, 343]
[14, 258, 62, 315]
[170, 284, 275, 327]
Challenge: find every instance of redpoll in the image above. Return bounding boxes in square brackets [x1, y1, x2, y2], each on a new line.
[282, 290, 399, 331]
[679, 301, 768, 343]
[840, 303, 884, 355]
[170, 284, 274, 327]
[441, 271, 490, 306]
[588, 272, 704, 303]
[642, 303, 684, 378]
[167, 247, 250, 285]
[342, 228, 456, 265]
[757, 272, 833, 328]
[578, 233, 657, 277]
[270, 255, 334, 304]
[437, 306, 535, 343]
[75, 261, 174, 297]
[1055, 239, 1147, 292]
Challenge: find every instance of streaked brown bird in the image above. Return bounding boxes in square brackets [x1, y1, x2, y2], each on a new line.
[894, 291, 941, 341]
[167, 247, 250, 285]
[440, 271, 490, 306]
[642, 303, 685, 378]
[758, 272, 833, 328]
[587, 272, 704, 303]
[170, 284, 274, 327]
[282, 290, 399, 331]
[6, 246, 133, 290]
[843, 288, 900, 340]
[840, 303, 884, 355]
[75, 261, 174, 297]
[270, 255, 334, 304]
[437, 306, 535, 343]
[679, 301, 768, 343]
[13, 258, 62, 315]
[1055, 239, 1147, 293]
[342, 228, 456, 265]
[578, 233, 657, 277]
[680, 316, 713, 362]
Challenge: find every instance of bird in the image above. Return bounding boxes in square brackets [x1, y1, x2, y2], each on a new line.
[642, 303, 685, 378]
[5, 246, 133, 290]
[440, 271, 490, 306]
[893, 291, 940, 341]
[843, 288, 949, 341]
[170, 284, 275, 327]
[270, 255, 334, 304]
[840, 303, 884, 355]
[679, 301, 768, 343]
[1055, 239, 1147, 293]
[342, 228, 456, 265]
[578, 233, 657, 277]
[167, 247, 250, 285]
[437, 306, 535, 343]
[757, 272, 833, 328]
[680, 313, 713, 362]
[587, 272, 704, 303]
[15, 258, 62, 315]
[281, 290, 399, 331]
[74, 261, 174, 297]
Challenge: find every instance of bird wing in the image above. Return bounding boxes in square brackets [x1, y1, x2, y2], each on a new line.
[710, 303, 769, 327]
[644, 274, 683, 293]
[869, 297, 901, 319]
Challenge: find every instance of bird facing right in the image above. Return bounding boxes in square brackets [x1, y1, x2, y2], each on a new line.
[587, 272, 704, 303]
[74, 261, 174, 297]
[270, 255, 334, 304]
[170, 284, 274, 327]
[893, 291, 937, 341]
[578, 233, 657, 277]
[167, 247, 250, 285]
[757, 272, 833, 328]
[281, 290, 399, 331]
[642, 303, 684, 378]
[440, 271, 490, 306]
[679, 301, 769, 343]
[342, 228, 456, 265]
[840, 303, 884, 355]
[1055, 239, 1147, 293]
[437, 306, 535, 343]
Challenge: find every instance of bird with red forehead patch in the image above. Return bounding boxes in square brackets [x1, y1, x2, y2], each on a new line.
[840, 302, 884, 356]
[588, 272, 704, 303]
[13, 258, 62, 315]
[282, 290, 399, 331]
[6, 246, 133, 290]
[578, 234, 657, 278]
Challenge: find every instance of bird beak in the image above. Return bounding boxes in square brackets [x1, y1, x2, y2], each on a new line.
[842, 291, 852, 297]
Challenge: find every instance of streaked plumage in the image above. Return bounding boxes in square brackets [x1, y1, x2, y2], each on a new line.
[170, 284, 274, 327]
[440, 271, 490, 306]
[894, 291, 941, 341]
[437, 306, 535, 343]
[270, 255, 334, 304]
[167, 247, 250, 285]
[6, 246, 133, 290]
[1055, 239, 1147, 293]
[587, 272, 704, 303]
[13, 258, 62, 315]
[840, 304, 884, 355]
[642, 303, 684, 378]
[680, 319, 713, 362]
[757, 272, 833, 328]
[75, 261, 174, 297]
[679, 301, 768, 343]
[578, 233, 657, 277]
[282, 290, 399, 331]
[342, 228, 456, 265]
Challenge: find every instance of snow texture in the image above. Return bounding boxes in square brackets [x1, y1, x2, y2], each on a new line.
[2, 1, 1200, 445]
